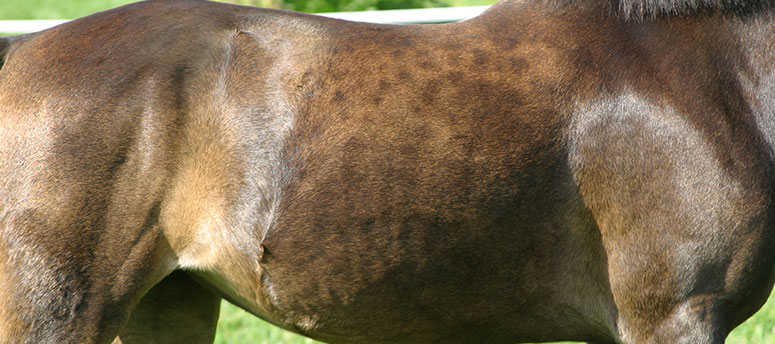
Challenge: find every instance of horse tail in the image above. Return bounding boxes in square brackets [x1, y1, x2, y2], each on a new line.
[0, 36, 15, 70]
[0, 35, 26, 71]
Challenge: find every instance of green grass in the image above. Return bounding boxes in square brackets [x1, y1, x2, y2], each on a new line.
[215, 303, 322, 344]
[0, 0, 139, 20]
[216, 289, 775, 343]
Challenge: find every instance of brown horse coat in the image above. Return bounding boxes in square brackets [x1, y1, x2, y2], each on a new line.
[1, 0, 774, 343]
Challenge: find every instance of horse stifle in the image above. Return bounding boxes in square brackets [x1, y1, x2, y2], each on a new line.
[1, 0, 774, 342]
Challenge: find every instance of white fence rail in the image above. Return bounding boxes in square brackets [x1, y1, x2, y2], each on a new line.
[0, 6, 489, 34]
[319, 6, 488, 24]
[0, 20, 67, 34]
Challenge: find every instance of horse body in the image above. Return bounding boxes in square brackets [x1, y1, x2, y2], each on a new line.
[1, 0, 774, 343]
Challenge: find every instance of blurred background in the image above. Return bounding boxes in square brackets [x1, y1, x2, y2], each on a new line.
[0, 0, 495, 19]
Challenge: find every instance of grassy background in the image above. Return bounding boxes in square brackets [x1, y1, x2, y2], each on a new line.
[3, 1, 775, 343]
[215, 291, 775, 344]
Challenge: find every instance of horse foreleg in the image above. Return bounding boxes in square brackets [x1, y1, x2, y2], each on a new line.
[570, 94, 775, 343]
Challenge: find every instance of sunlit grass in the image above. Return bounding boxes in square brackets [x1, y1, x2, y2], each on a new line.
[215, 288, 775, 343]
[0, 0, 138, 20]
[215, 302, 322, 344]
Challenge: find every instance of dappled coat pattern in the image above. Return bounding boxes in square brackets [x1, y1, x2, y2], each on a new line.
[1, 0, 775, 343]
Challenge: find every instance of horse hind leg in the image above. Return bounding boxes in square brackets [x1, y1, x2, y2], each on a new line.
[0, 206, 178, 343]
[0, 116, 191, 342]
[113, 271, 221, 344]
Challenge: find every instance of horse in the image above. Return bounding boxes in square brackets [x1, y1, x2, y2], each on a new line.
[1, 0, 774, 342]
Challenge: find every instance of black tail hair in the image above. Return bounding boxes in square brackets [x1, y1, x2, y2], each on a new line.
[0, 36, 13, 70]
[545, 0, 768, 19]
[616, 0, 765, 18]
